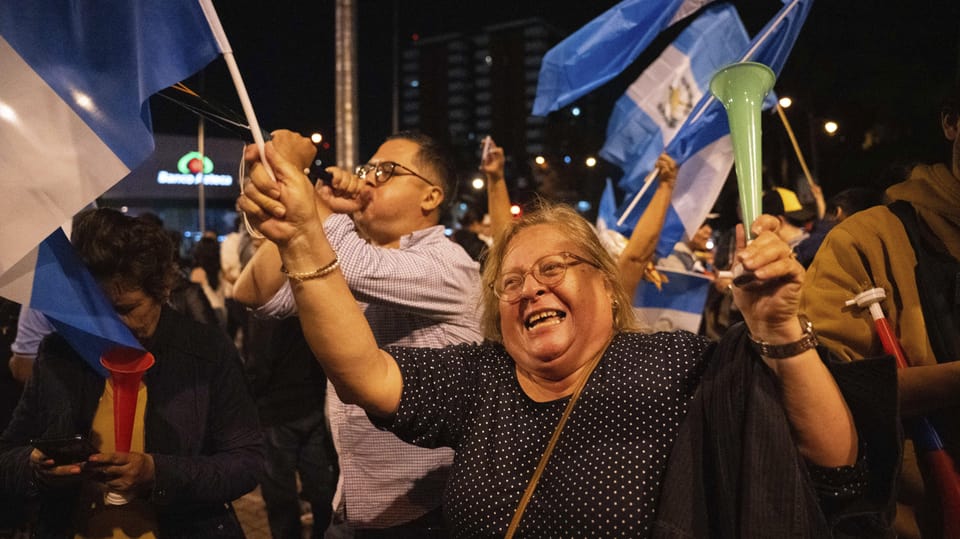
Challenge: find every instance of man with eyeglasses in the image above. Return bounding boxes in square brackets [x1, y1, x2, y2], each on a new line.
[235, 130, 482, 538]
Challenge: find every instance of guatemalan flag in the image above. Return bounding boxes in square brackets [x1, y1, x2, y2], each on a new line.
[0, 0, 226, 373]
[532, 0, 715, 116]
[596, 3, 749, 258]
[633, 269, 712, 333]
[599, 0, 812, 259]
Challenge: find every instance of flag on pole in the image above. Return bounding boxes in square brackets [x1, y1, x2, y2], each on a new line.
[0, 0, 221, 299]
[0, 0, 228, 373]
[601, 0, 812, 258]
[532, 0, 715, 116]
[600, 3, 749, 192]
[596, 3, 748, 257]
[633, 268, 712, 333]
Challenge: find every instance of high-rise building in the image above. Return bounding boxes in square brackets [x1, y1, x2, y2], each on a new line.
[399, 18, 609, 211]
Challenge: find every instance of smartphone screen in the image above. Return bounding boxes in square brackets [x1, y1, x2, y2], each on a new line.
[31, 435, 97, 465]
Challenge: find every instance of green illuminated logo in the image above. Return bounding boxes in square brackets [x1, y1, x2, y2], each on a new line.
[177, 152, 214, 174]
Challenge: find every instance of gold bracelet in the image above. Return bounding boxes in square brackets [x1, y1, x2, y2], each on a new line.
[281, 256, 340, 282]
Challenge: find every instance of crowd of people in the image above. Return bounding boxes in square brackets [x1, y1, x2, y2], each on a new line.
[0, 77, 958, 538]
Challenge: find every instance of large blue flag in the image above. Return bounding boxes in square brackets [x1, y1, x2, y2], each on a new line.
[601, 0, 812, 258]
[600, 3, 749, 193]
[0, 0, 225, 373]
[532, 0, 714, 116]
[0, 0, 221, 289]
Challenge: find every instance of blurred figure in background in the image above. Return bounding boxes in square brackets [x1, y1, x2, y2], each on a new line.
[451, 207, 490, 263]
[191, 235, 230, 331]
[794, 187, 883, 268]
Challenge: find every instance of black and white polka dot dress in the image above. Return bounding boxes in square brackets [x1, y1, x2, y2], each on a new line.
[383, 331, 711, 537]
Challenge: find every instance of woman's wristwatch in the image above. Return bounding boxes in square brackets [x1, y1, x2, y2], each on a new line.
[749, 315, 819, 359]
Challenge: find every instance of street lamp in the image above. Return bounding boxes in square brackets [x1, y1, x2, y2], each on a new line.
[823, 120, 839, 136]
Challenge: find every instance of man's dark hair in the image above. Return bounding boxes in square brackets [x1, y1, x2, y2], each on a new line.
[386, 130, 458, 207]
[71, 208, 178, 302]
[827, 187, 883, 219]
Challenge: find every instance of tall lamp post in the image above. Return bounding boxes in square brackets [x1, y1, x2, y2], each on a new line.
[335, 0, 359, 169]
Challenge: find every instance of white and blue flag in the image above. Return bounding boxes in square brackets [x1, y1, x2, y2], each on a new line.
[600, 0, 812, 258]
[0, 0, 220, 286]
[532, 0, 714, 116]
[601, 3, 749, 194]
[633, 268, 712, 333]
[0, 0, 225, 372]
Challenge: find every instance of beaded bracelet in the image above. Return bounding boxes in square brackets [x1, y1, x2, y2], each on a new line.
[281, 256, 340, 282]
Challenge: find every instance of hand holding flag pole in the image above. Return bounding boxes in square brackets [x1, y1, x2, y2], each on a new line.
[616, 168, 660, 228]
[613, 0, 811, 238]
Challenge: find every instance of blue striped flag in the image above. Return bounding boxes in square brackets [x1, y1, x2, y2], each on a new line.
[600, 0, 812, 258]
[0, 0, 220, 292]
[633, 268, 712, 333]
[0, 0, 224, 372]
[532, 0, 714, 116]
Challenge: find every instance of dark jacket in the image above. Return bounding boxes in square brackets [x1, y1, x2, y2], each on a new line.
[653, 324, 901, 538]
[0, 307, 264, 538]
[243, 315, 326, 427]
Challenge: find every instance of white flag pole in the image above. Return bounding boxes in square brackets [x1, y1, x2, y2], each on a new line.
[615, 167, 660, 227]
[197, 0, 276, 183]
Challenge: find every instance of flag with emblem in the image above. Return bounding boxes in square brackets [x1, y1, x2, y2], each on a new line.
[532, 0, 715, 116]
[601, 0, 811, 258]
[601, 3, 748, 194]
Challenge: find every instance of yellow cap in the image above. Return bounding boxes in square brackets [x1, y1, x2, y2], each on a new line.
[774, 187, 804, 213]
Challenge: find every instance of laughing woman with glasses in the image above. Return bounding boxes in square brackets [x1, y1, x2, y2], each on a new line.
[239, 140, 899, 537]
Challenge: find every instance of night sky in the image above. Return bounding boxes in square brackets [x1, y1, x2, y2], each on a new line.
[152, 0, 960, 205]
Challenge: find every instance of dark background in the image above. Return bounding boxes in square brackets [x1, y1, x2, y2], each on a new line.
[152, 0, 960, 217]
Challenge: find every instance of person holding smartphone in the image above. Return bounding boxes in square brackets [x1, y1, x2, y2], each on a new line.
[0, 209, 263, 538]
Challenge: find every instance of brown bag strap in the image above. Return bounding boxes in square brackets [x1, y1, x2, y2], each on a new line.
[504, 338, 612, 538]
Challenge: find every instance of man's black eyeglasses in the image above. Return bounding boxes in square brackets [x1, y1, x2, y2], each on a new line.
[355, 161, 436, 187]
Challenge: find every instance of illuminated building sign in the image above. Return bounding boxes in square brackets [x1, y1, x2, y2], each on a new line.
[156, 170, 234, 186]
[102, 135, 244, 202]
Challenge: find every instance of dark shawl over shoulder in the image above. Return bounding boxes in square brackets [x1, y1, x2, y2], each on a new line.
[653, 323, 900, 538]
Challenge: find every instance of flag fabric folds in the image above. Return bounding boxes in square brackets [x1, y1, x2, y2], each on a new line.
[600, 0, 812, 259]
[532, 0, 714, 116]
[596, 3, 748, 258]
[0, 0, 223, 373]
[27, 229, 144, 376]
[0, 0, 220, 290]
[632, 268, 712, 333]
[600, 3, 749, 193]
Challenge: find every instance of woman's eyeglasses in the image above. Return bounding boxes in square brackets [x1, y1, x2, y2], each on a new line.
[493, 252, 598, 303]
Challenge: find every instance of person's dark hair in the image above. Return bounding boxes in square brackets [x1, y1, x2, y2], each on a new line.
[191, 236, 222, 290]
[458, 206, 483, 228]
[71, 208, 178, 302]
[827, 187, 883, 220]
[386, 130, 458, 207]
[137, 211, 164, 229]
